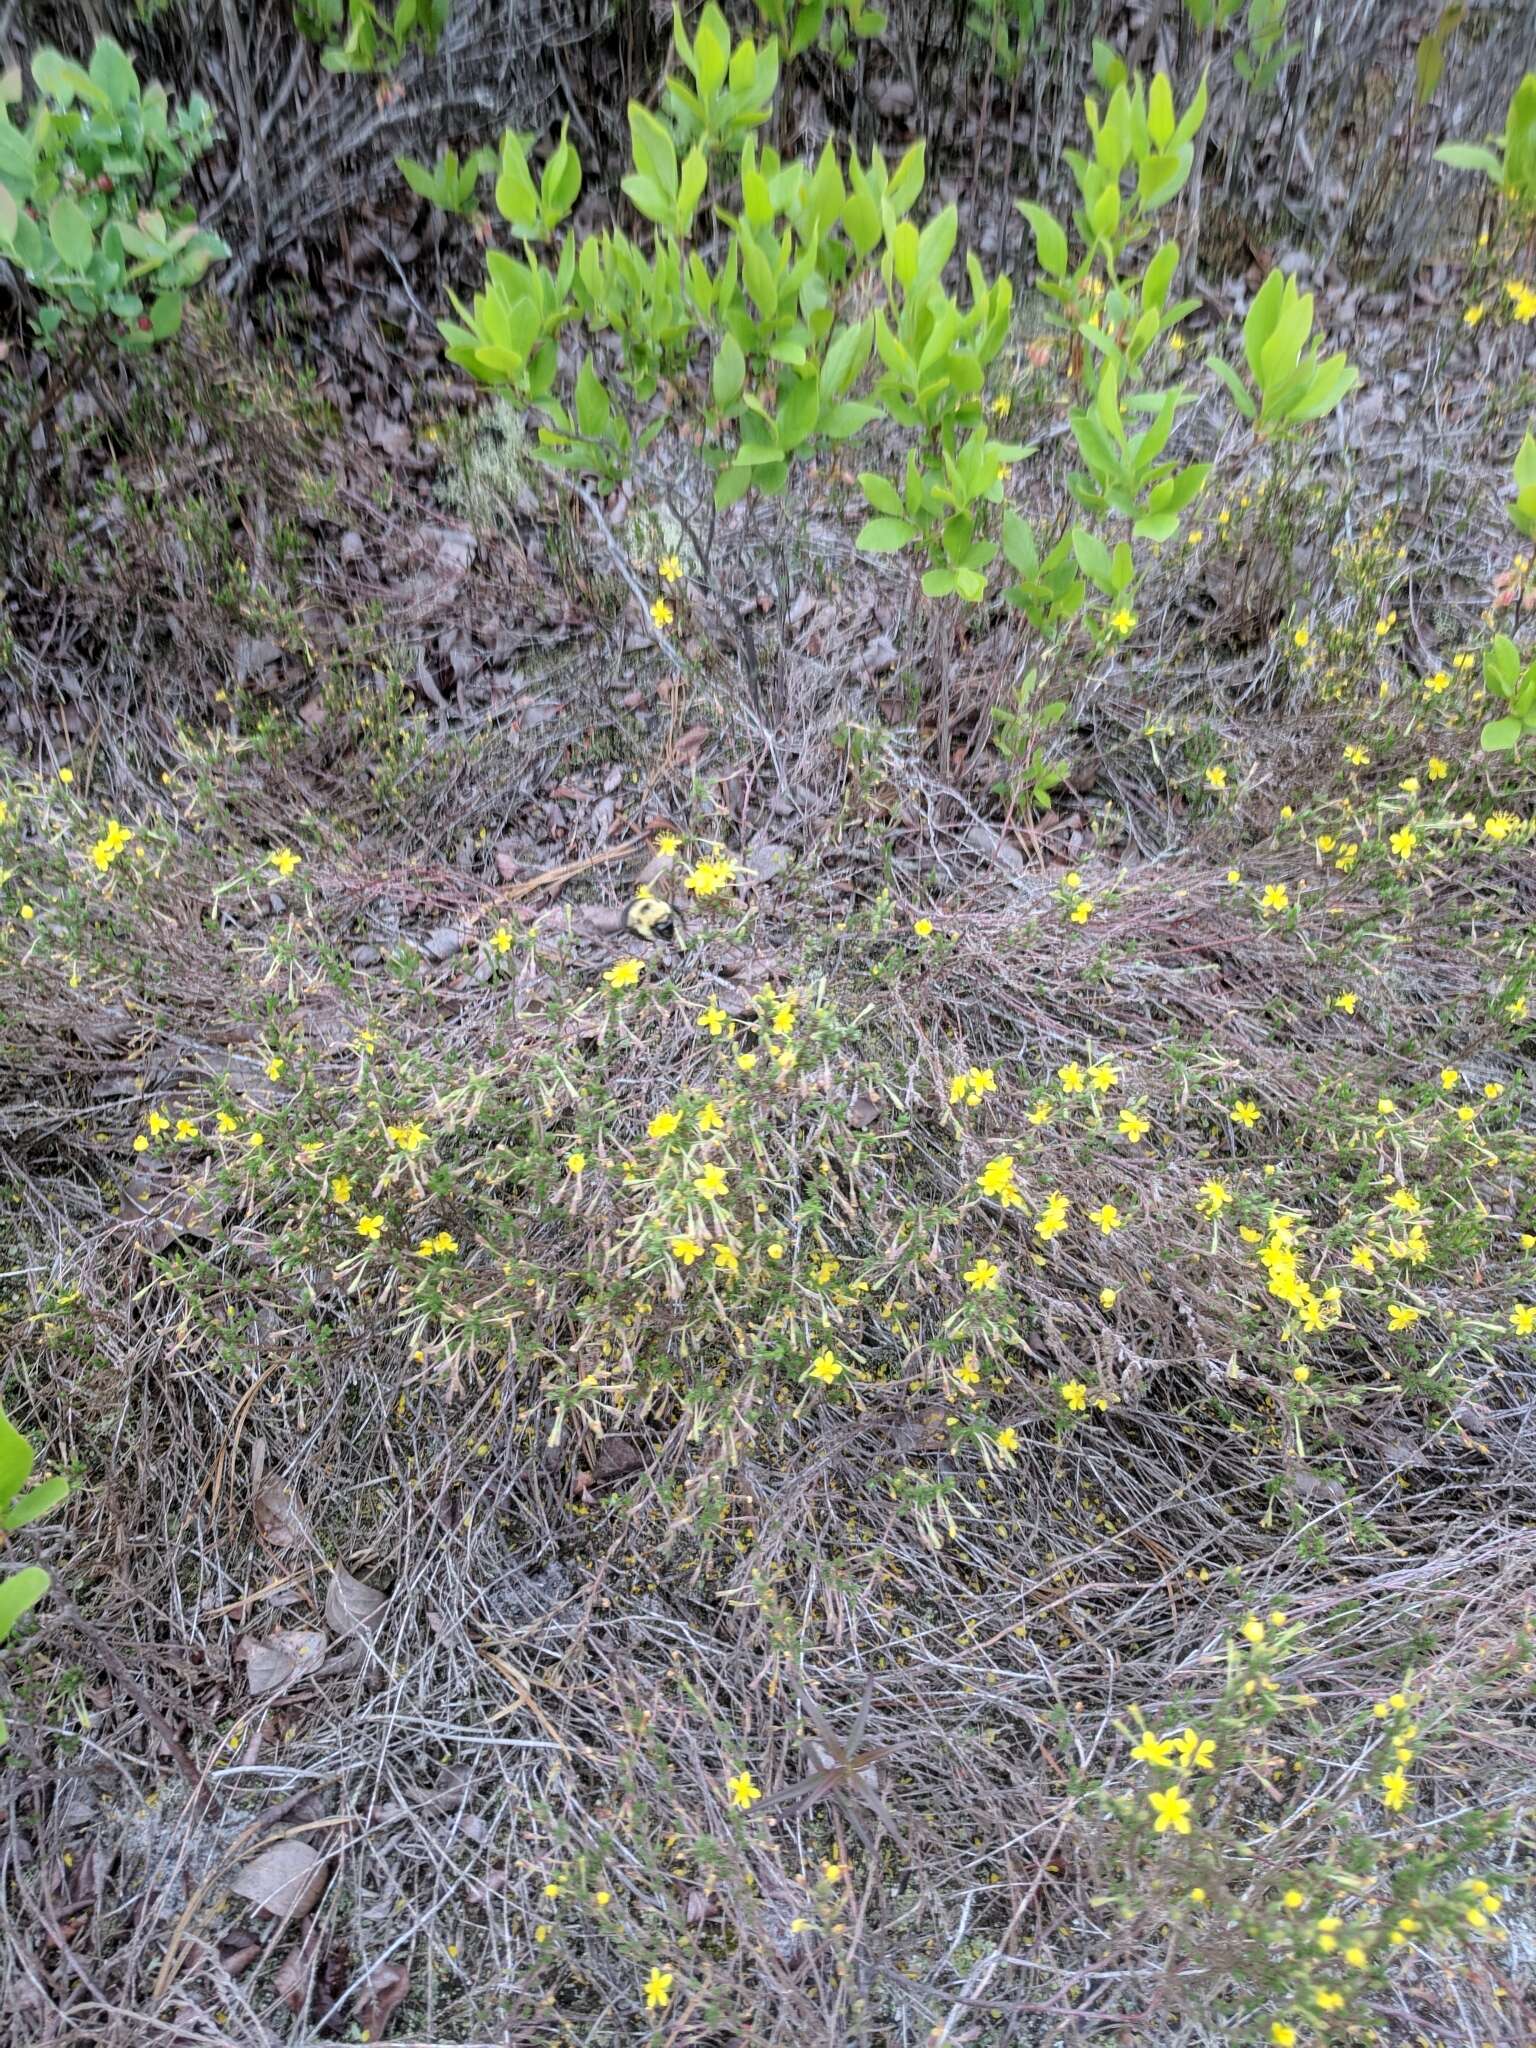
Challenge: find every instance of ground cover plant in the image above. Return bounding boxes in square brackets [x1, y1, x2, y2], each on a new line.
[0, 5, 1534, 2045]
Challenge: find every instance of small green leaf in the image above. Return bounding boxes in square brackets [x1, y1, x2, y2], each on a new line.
[1433, 142, 1503, 179]
[0, 1566, 49, 1648]
[857, 515, 918, 552]
[1480, 716, 1522, 751]
[1206, 353, 1257, 421]
[48, 195, 94, 271]
[712, 333, 746, 409]
[1015, 201, 1067, 280]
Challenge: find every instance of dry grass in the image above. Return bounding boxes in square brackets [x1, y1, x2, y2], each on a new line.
[1, 273, 1534, 2048]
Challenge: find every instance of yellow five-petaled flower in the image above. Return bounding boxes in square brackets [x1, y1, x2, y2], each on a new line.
[726, 1768, 762, 1810]
[1149, 1786, 1194, 1834]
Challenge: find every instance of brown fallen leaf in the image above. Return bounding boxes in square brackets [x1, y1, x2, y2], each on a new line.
[231, 1839, 327, 1920]
[252, 1477, 309, 1552]
[273, 1922, 321, 2016]
[120, 1164, 218, 1252]
[325, 1567, 388, 1638]
[217, 1930, 263, 1977]
[356, 1958, 411, 2037]
[241, 1628, 326, 1695]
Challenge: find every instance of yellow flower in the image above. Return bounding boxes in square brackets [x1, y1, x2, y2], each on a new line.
[1148, 1786, 1193, 1835]
[1482, 810, 1521, 842]
[698, 1002, 729, 1036]
[1293, 624, 1310, 649]
[1386, 1303, 1420, 1331]
[1088, 1202, 1122, 1234]
[726, 1768, 761, 1810]
[683, 854, 736, 897]
[57, 766, 73, 784]
[990, 393, 1011, 417]
[1088, 1061, 1118, 1091]
[995, 1426, 1019, 1454]
[417, 1230, 459, 1257]
[1282, 1889, 1305, 1910]
[604, 956, 643, 989]
[1505, 279, 1536, 322]
[712, 1242, 739, 1275]
[698, 1100, 724, 1132]
[1116, 1109, 1150, 1144]
[1205, 765, 1227, 790]
[216, 1112, 239, 1135]
[1241, 1615, 1266, 1644]
[385, 1121, 427, 1153]
[648, 1110, 682, 1140]
[1059, 1060, 1091, 1095]
[356, 1214, 384, 1239]
[1231, 1099, 1260, 1129]
[958, 1066, 996, 1105]
[1380, 1766, 1410, 1812]
[657, 554, 683, 583]
[1344, 744, 1370, 766]
[1130, 1729, 1175, 1767]
[265, 1056, 284, 1081]
[644, 1966, 674, 2010]
[693, 1163, 728, 1199]
[1060, 1380, 1088, 1411]
[650, 596, 674, 627]
[1508, 1303, 1535, 1335]
[1069, 898, 1095, 924]
[1109, 606, 1136, 636]
[1172, 1727, 1216, 1771]
[963, 1256, 1001, 1292]
[1271, 2024, 1298, 2046]
[565, 1151, 586, 1175]
[1334, 990, 1357, 1014]
[913, 917, 934, 937]
[1260, 883, 1290, 914]
[979, 1154, 1023, 1208]
[1195, 1180, 1230, 1218]
[1374, 610, 1396, 638]
[268, 847, 301, 878]
[1464, 301, 1485, 326]
[1099, 1286, 1117, 1308]
[807, 1349, 844, 1383]
[1389, 827, 1417, 860]
[670, 1235, 704, 1266]
[491, 926, 513, 954]
[1035, 1192, 1069, 1241]
[331, 1175, 352, 1204]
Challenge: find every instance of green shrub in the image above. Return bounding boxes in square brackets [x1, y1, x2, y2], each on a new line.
[295, 0, 452, 76]
[396, 142, 496, 218]
[0, 1403, 67, 1747]
[0, 37, 227, 349]
[1436, 71, 1536, 220]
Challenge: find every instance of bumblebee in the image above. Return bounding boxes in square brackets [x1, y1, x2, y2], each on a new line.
[625, 893, 676, 942]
